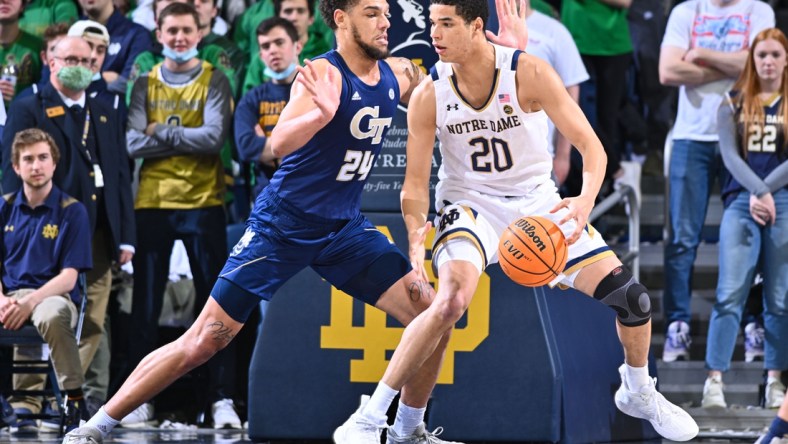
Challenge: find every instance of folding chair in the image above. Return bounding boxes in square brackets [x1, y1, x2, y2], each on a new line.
[0, 273, 88, 435]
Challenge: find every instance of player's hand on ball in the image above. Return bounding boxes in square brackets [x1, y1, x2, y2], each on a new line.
[549, 195, 594, 245]
[297, 59, 340, 123]
[408, 221, 433, 282]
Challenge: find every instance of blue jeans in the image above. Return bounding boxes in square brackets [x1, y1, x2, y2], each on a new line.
[663, 139, 723, 327]
[706, 190, 788, 371]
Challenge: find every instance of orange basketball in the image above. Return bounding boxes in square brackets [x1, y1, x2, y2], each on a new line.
[498, 216, 568, 287]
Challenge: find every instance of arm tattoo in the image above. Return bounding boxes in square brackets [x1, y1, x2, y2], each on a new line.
[402, 58, 424, 99]
[408, 280, 433, 303]
[205, 321, 235, 344]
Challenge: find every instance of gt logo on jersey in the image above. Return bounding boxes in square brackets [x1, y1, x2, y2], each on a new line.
[350, 106, 392, 145]
[230, 228, 254, 257]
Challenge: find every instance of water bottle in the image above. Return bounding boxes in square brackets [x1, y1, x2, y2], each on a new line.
[1, 56, 19, 88]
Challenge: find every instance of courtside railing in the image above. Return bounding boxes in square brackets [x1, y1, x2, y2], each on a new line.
[588, 184, 640, 281]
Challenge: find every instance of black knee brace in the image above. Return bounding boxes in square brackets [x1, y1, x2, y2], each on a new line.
[593, 266, 651, 327]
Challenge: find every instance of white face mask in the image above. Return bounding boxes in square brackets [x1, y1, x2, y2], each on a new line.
[264, 63, 297, 81]
[162, 44, 199, 64]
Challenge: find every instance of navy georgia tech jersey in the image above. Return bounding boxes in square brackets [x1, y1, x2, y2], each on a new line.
[267, 50, 400, 220]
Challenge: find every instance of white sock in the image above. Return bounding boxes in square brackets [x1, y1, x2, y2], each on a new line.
[625, 363, 651, 391]
[361, 382, 398, 427]
[85, 406, 120, 438]
[391, 401, 425, 437]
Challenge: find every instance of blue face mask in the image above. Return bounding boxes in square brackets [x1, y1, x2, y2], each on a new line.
[92, 72, 101, 81]
[162, 45, 199, 64]
[264, 63, 297, 81]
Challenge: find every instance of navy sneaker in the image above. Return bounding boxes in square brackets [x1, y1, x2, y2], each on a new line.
[11, 407, 38, 434]
[0, 395, 17, 428]
[662, 321, 691, 362]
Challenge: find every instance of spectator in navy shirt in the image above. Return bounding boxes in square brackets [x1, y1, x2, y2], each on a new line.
[0, 128, 92, 432]
[78, 0, 152, 94]
[68, 20, 127, 127]
[234, 18, 300, 194]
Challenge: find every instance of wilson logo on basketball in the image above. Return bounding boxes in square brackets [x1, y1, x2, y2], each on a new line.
[498, 216, 568, 287]
[513, 218, 546, 252]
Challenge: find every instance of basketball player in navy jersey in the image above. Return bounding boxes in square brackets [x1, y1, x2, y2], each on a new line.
[62, 0, 526, 442]
[336, 0, 699, 442]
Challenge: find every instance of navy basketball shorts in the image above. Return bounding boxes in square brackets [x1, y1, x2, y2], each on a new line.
[211, 190, 412, 323]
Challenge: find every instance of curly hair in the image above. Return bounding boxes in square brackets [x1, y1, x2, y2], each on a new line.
[319, 0, 362, 30]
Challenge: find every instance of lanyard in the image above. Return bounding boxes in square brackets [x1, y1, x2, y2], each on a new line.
[82, 108, 92, 162]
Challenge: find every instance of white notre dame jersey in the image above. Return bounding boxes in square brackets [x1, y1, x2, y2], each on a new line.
[431, 44, 553, 204]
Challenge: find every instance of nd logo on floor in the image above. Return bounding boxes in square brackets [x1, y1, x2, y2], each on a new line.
[320, 226, 490, 384]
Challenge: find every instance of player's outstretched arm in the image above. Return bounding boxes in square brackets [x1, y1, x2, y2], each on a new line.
[486, 0, 528, 51]
[516, 56, 604, 244]
[401, 79, 437, 282]
[270, 59, 341, 157]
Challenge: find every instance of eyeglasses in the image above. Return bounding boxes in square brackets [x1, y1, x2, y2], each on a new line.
[53, 56, 92, 68]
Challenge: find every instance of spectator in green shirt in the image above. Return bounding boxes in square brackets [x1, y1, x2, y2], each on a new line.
[126, 0, 238, 102]
[12, 23, 68, 102]
[193, 0, 245, 98]
[0, 0, 42, 105]
[18, 0, 78, 38]
[233, 0, 332, 94]
[562, 0, 634, 188]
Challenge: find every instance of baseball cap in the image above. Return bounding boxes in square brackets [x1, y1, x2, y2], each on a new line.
[68, 20, 110, 46]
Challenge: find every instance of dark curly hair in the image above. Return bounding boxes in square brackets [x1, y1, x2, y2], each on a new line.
[430, 0, 487, 27]
[319, 0, 362, 30]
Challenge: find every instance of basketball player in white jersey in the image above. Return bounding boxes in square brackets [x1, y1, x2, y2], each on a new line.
[335, 0, 700, 442]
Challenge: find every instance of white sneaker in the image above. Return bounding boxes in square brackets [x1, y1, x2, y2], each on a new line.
[212, 399, 242, 429]
[61, 425, 103, 444]
[744, 322, 765, 362]
[159, 419, 198, 441]
[701, 376, 727, 409]
[334, 395, 387, 444]
[663, 321, 691, 362]
[614, 364, 699, 441]
[765, 377, 786, 409]
[386, 423, 464, 443]
[119, 403, 154, 428]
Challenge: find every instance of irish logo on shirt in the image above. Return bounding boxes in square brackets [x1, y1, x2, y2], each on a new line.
[42, 224, 59, 239]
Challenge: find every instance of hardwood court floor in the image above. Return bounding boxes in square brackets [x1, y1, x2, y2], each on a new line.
[0, 428, 767, 444]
